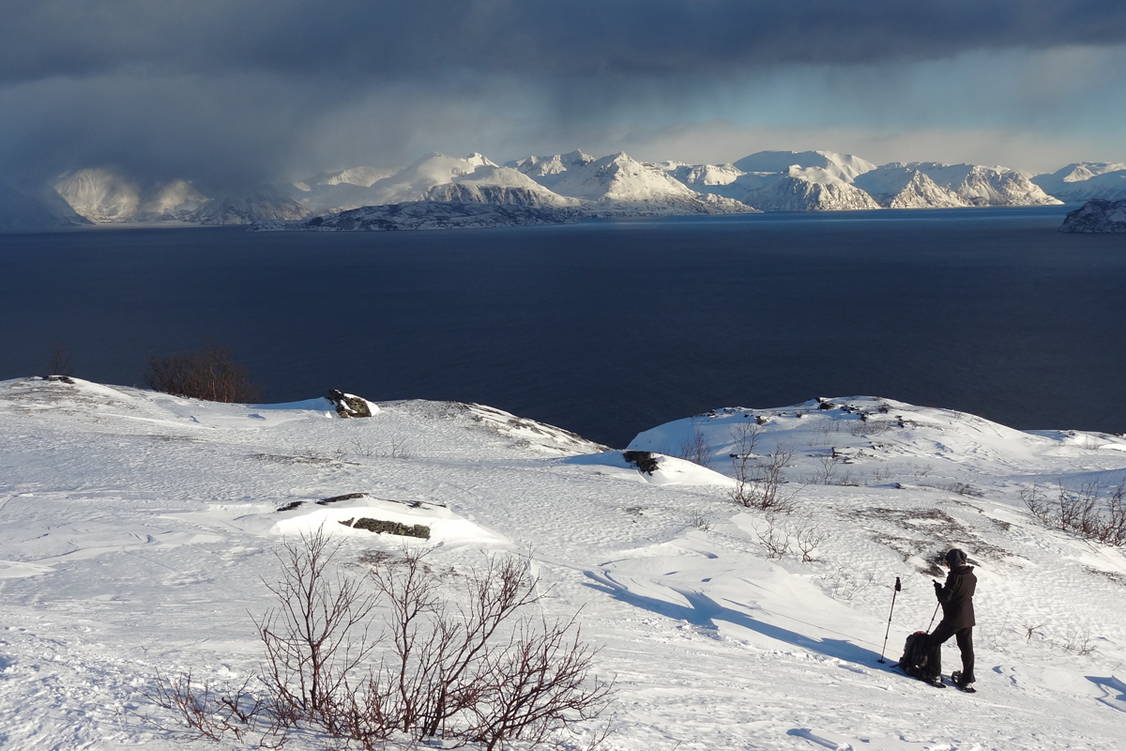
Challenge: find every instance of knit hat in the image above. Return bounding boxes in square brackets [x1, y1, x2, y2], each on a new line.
[945, 548, 967, 567]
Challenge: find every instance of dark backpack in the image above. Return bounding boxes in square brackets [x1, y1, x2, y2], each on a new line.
[897, 631, 929, 676]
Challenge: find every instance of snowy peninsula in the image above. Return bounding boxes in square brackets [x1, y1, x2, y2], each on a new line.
[1060, 198, 1126, 233]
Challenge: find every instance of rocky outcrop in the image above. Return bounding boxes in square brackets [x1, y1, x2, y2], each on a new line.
[1059, 199, 1126, 233]
[327, 389, 378, 417]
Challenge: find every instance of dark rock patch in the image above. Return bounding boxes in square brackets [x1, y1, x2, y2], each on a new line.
[340, 517, 430, 539]
[623, 450, 661, 475]
[318, 492, 367, 505]
[327, 389, 372, 418]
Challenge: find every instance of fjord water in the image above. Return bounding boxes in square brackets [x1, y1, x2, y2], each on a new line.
[2, 207, 1123, 446]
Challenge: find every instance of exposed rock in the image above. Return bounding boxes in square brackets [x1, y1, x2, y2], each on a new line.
[340, 517, 430, 539]
[623, 450, 661, 475]
[327, 389, 376, 417]
[1059, 199, 1126, 233]
[318, 492, 367, 504]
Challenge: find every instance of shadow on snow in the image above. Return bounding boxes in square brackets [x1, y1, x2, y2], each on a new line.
[583, 570, 883, 669]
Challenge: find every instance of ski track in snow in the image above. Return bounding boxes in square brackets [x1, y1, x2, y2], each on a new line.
[1, 378, 1125, 749]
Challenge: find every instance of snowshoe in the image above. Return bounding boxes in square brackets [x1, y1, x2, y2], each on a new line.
[951, 671, 976, 693]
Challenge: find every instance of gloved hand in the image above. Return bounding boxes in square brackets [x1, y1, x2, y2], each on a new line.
[933, 580, 942, 595]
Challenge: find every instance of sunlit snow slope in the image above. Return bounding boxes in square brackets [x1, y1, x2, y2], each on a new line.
[1, 380, 1125, 749]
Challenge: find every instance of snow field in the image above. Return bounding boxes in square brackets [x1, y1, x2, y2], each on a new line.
[1, 379, 1125, 749]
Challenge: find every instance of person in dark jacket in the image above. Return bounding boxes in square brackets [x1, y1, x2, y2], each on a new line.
[924, 548, 977, 688]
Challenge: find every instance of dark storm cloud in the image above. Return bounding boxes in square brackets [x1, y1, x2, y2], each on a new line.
[7, 0, 1126, 83]
[3, 0, 1126, 185]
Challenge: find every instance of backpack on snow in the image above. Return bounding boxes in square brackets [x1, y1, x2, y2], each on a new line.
[897, 631, 930, 676]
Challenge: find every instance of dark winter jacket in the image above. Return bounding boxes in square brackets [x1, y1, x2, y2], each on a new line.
[935, 564, 976, 629]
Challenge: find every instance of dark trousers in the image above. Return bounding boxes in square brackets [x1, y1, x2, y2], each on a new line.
[926, 621, 974, 681]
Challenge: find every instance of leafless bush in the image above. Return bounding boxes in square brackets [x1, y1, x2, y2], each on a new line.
[814, 453, 842, 485]
[679, 425, 710, 466]
[1022, 481, 1126, 546]
[688, 510, 711, 532]
[754, 515, 791, 559]
[245, 530, 612, 749]
[148, 346, 258, 403]
[794, 525, 829, 563]
[151, 672, 284, 747]
[1063, 627, 1096, 656]
[945, 482, 985, 498]
[1024, 623, 1046, 641]
[256, 527, 378, 729]
[386, 435, 412, 459]
[731, 444, 795, 512]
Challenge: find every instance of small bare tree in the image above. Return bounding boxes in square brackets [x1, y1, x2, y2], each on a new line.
[754, 515, 791, 559]
[255, 527, 377, 729]
[148, 345, 259, 403]
[732, 442, 795, 512]
[679, 424, 710, 466]
[1022, 480, 1126, 546]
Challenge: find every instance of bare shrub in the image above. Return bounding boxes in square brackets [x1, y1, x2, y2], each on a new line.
[732, 443, 795, 512]
[679, 425, 710, 466]
[150, 672, 284, 747]
[1022, 480, 1126, 546]
[256, 527, 377, 728]
[754, 515, 791, 559]
[244, 531, 611, 749]
[1063, 627, 1096, 656]
[945, 482, 985, 498]
[688, 510, 711, 532]
[148, 346, 258, 403]
[814, 453, 842, 485]
[794, 525, 829, 563]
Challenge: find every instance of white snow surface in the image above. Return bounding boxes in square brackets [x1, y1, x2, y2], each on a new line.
[3, 379, 1126, 749]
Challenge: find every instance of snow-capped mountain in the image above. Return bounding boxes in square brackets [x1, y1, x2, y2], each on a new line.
[903, 163, 1061, 207]
[189, 188, 307, 225]
[853, 165, 969, 209]
[425, 165, 582, 208]
[713, 167, 881, 212]
[513, 151, 753, 214]
[1034, 163, 1126, 202]
[366, 152, 498, 205]
[507, 150, 595, 183]
[53, 167, 145, 223]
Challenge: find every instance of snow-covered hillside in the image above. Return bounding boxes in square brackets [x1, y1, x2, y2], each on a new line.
[901, 163, 1061, 207]
[2, 378, 1125, 749]
[717, 167, 881, 211]
[1034, 163, 1126, 203]
[513, 151, 754, 215]
[425, 165, 582, 208]
[853, 165, 969, 209]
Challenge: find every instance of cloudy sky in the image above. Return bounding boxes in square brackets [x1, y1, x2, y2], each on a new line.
[4, 1, 1126, 187]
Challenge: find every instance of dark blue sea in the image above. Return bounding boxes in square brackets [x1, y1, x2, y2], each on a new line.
[2, 206, 1123, 446]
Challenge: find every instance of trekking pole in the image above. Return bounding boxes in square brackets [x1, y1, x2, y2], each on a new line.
[878, 576, 902, 663]
[926, 601, 940, 632]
